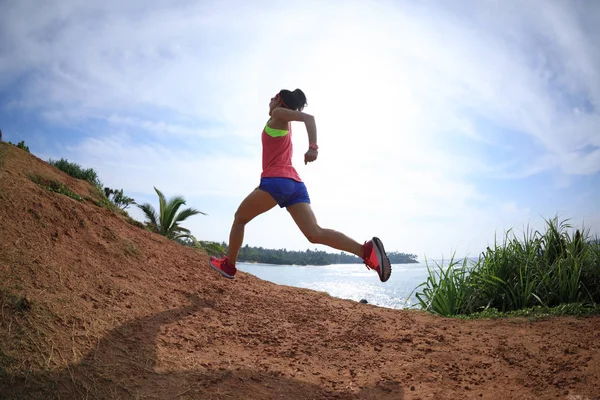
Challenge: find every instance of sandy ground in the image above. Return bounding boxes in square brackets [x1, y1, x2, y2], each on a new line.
[1, 142, 599, 400]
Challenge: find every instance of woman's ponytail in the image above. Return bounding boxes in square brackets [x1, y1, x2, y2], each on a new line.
[292, 89, 307, 111]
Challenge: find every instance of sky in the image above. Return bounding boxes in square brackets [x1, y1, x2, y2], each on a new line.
[1, 0, 599, 261]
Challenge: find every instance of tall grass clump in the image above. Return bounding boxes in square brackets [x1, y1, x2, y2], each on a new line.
[413, 254, 476, 317]
[581, 234, 600, 302]
[48, 158, 102, 188]
[415, 217, 600, 316]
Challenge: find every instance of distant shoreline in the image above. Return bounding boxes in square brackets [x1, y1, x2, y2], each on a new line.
[237, 259, 420, 266]
[216, 243, 420, 266]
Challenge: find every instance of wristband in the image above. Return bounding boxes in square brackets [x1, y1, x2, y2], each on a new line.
[309, 143, 319, 150]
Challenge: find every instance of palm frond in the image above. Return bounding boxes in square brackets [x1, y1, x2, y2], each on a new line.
[173, 226, 191, 234]
[137, 202, 159, 230]
[154, 187, 169, 234]
[173, 207, 205, 224]
[172, 233, 194, 240]
[164, 196, 187, 233]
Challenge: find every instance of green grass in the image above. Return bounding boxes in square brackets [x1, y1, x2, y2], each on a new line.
[455, 303, 600, 320]
[126, 216, 145, 230]
[87, 186, 113, 209]
[413, 254, 476, 317]
[29, 174, 83, 202]
[415, 216, 600, 317]
[47, 158, 102, 188]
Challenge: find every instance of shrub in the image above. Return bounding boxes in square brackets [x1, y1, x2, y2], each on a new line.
[196, 241, 226, 257]
[104, 187, 136, 210]
[48, 158, 102, 188]
[176, 237, 224, 257]
[8, 140, 30, 153]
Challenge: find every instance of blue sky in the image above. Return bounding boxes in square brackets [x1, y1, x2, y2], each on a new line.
[1, 0, 599, 260]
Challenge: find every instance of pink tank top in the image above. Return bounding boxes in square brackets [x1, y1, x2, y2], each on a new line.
[261, 121, 302, 182]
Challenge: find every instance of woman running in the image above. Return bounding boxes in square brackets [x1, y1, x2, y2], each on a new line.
[210, 89, 392, 282]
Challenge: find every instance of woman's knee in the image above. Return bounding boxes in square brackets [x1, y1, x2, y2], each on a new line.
[234, 209, 252, 225]
[305, 226, 324, 244]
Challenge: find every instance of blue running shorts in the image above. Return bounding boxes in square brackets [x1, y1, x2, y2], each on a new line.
[259, 177, 311, 208]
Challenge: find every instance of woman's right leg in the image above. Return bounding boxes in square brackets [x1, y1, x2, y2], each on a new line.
[227, 188, 277, 265]
[286, 202, 363, 257]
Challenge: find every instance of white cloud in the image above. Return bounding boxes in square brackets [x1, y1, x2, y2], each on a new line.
[56, 134, 260, 198]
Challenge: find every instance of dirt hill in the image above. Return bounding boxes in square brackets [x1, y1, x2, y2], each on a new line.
[0, 141, 599, 400]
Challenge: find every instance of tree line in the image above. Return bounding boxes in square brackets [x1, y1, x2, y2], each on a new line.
[218, 243, 418, 266]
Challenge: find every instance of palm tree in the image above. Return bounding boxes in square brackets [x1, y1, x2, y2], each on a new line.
[137, 187, 205, 240]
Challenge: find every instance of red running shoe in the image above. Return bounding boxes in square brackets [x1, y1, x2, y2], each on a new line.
[363, 237, 392, 282]
[209, 256, 237, 279]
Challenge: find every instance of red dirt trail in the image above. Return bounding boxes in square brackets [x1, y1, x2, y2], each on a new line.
[0, 142, 599, 400]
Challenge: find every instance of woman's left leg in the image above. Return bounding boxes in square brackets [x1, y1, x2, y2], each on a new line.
[286, 202, 363, 257]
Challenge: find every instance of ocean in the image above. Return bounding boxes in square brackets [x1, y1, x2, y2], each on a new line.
[237, 262, 431, 310]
